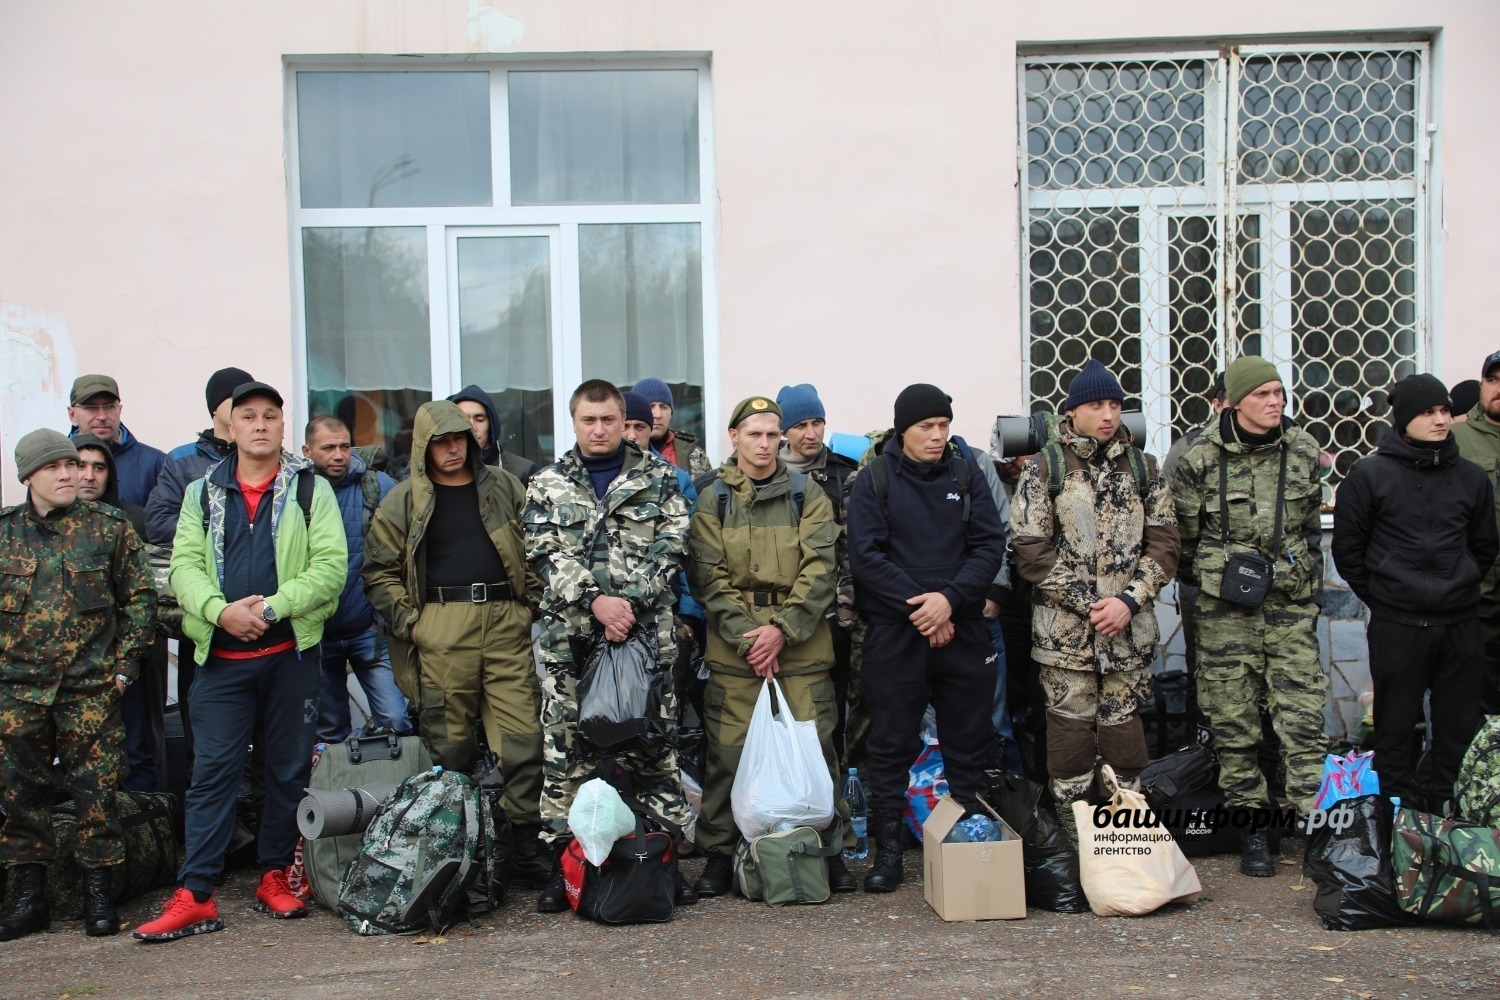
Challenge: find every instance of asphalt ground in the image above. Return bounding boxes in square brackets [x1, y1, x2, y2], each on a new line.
[1, 846, 1497, 1000]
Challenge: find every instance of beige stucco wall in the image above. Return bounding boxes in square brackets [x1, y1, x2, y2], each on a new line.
[1, 2, 1494, 503]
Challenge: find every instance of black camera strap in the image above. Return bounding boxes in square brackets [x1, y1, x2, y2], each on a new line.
[1218, 442, 1289, 561]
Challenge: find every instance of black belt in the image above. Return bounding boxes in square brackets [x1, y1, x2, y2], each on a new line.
[741, 589, 789, 608]
[426, 582, 514, 604]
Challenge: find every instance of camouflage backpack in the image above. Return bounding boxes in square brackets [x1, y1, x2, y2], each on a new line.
[1455, 716, 1500, 827]
[1391, 805, 1500, 928]
[336, 769, 492, 935]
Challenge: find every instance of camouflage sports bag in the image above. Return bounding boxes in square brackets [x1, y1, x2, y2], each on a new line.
[336, 769, 491, 935]
[1456, 717, 1500, 828]
[1391, 805, 1500, 929]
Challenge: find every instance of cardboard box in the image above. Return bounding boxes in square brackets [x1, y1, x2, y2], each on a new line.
[921, 795, 1027, 921]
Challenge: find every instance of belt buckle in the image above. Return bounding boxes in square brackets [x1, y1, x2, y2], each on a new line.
[470, 583, 488, 604]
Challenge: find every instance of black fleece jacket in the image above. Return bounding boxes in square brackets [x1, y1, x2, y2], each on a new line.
[1332, 428, 1499, 626]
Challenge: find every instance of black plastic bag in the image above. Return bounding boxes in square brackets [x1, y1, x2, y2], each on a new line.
[575, 628, 668, 757]
[984, 770, 1088, 913]
[1304, 793, 1417, 931]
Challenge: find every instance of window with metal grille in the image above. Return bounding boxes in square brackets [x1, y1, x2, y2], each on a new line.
[1020, 45, 1427, 500]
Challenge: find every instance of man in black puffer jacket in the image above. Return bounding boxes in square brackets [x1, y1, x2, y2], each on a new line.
[1333, 373, 1499, 811]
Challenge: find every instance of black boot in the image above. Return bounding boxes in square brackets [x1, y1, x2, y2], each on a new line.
[674, 871, 699, 906]
[826, 853, 857, 893]
[693, 853, 733, 898]
[863, 810, 904, 894]
[0, 864, 50, 941]
[81, 867, 120, 937]
[535, 843, 570, 914]
[510, 824, 554, 889]
[1240, 830, 1275, 877]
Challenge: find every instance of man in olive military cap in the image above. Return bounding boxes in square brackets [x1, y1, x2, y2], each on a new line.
[0, 429, 155, 940]
[687, 396, 852, 898]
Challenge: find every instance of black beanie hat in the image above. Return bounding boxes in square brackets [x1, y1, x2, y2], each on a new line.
[1390, 373, 1451, 436]
[206, 367, 254, 415]
[1450, 379, 1480, 417]
[894, 384, 953, 435]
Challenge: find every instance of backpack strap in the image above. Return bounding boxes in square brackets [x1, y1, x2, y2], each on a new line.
[714, 477, 731, 524]
[200, 478, 210, 532]
[948, 442, 972, 525]
[1125, 446, 1152, 499]
[787, 470, 807, 527]
[1042, 442, 1066, 498]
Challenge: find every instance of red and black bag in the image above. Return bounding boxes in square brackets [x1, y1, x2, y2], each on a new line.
[560, 814, 676, 925]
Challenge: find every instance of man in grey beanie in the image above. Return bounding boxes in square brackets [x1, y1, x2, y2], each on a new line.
[0, 429, 156, 940]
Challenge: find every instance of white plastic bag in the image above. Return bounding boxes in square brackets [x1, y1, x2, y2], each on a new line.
[568, 778, 637, 865]
[731, 677, 835, 839]
[1074, 765, 1202, 916]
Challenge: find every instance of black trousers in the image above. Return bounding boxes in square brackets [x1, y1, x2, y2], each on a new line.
[862, 616, 997, 812]
[1368, 617, 1485, 808]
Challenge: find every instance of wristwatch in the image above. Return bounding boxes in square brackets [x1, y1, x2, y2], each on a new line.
[261, 600, 278, 624]
[115, 673, 132, 688]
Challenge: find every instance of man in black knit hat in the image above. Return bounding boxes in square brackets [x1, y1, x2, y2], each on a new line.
[846, 383, 1006, 893]
[1333, 374, 1497, 811]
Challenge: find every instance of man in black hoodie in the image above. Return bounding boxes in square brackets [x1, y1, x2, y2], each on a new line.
[1332, 374, 1498, 810]
[847, 384, 1006, 893]
[448, 384, 539, 483]
[74, 435, 164, 793]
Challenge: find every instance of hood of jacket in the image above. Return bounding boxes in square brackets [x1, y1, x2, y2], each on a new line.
[446, 384, 504, 467]
[1202, 408, 1293, 454]
[411, 399, 488, 497]
[336, 448, 371, 489]
[1375, 426, 1460, 469]
[71, 433, 122, 508]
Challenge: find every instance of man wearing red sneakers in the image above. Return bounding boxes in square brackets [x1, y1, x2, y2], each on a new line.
[135, 382, 346, 941]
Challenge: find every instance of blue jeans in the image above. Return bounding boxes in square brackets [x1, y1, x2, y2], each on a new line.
[317, 629, 412, 741]
[987, 616, 1024, 773]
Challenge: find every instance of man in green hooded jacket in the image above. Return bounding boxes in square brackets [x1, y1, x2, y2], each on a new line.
[1451, 349, 1500, 713]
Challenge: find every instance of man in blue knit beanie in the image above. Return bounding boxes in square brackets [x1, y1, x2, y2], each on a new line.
[633, 377, 711, 479]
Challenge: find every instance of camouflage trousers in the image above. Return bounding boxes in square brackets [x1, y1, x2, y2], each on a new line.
[832, 623, 871, 770]
[407, 597, 544, 826]
[697, 668, 852, 857]
[0, 688, 124, 868]
[1195, 593, 1328, 814]
[537, 609, 690, 845]
[1040, 661, 1151, 813]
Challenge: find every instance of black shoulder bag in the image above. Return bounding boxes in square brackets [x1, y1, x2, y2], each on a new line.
[1217, 444, 1287, 610]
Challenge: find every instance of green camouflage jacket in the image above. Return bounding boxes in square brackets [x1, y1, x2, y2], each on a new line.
[1011, 419, 1179, 672]
[523, 441, 689, 626]
[0, 497, 155, 704]
[1451, 406, 1500, 602]
[1173, 410, 1325, 603]
[687, 458, 837, 677]
[661, 429, 713, 481]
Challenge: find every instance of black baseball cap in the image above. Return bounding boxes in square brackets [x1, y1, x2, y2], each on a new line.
[230, 381, 284, 409]
[1484, 351, 1500, 379]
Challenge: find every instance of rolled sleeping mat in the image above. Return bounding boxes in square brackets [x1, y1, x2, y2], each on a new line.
[297, 782, 398, 840]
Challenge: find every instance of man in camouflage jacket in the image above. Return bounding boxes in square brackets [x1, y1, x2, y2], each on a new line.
[0, 429, 154, 940]
[1012, 361, 1179, 845]
[523, 380, 695, 912]
[1174, 355, 1327, 877]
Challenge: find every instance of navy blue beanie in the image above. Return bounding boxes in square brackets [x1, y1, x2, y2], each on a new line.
[633, 378, 674, 410]
[621, 391, 653, 427]
[1063, 359, 1124, 412]
[776, 383, 825, 430]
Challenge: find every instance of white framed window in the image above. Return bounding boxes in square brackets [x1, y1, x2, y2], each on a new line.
[1019, 43, 1429, 499]
[287, 59, 718, 469]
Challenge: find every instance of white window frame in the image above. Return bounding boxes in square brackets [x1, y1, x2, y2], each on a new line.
[283, 56, 720, 458]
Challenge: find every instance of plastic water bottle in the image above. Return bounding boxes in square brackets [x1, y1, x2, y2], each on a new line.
[843, 769, 869, 860]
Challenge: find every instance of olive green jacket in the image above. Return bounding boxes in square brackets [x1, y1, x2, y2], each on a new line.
[1451, 405, 1500, 601]
[1173, 410, 1325, 603]
[687, 458, 838, 677]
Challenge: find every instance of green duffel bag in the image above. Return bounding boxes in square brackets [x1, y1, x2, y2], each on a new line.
[732, 823, 841, 906]
[2, 791, 178, 916]
[1391, 805, 1500, 928]
[303, 733, 432, 912]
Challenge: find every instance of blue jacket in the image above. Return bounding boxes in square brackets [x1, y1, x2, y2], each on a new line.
[655, 447, 704, 620]
[144, 430, 235, 545]
[70, 423, 165, 510]
[847, 437, 1006, 623]
[325, 451, 396, 638]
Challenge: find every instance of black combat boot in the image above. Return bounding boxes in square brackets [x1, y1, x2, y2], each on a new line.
[674, 871, 699, 906]
[0, 864, 50, 941]
[826, 853, 857, 893]
[692, 853, 734, 898]
[863, 810, 904, 893]
[535, 843, 571, 913]
[1239, 830, 1275, 877]
[81, 866, 120, 937]
[510, 824, 554, 889]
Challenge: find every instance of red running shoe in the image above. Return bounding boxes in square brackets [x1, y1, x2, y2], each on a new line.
[255, 869, 308, 919]
[134, 888, 223, 942]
